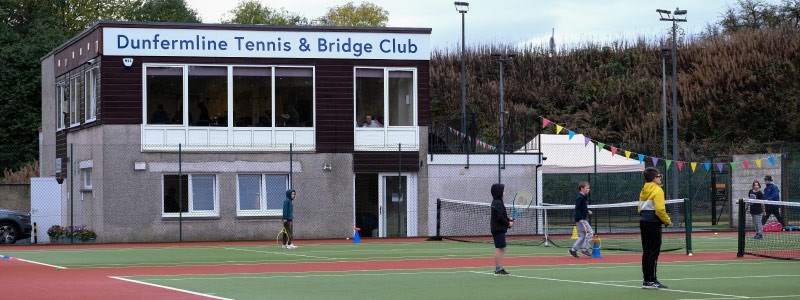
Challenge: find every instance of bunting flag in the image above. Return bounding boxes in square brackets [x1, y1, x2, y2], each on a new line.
[538, 116, 779, 172]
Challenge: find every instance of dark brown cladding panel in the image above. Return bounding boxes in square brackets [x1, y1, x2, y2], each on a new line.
[98, 56, 429, 150]
[353, 151, 420, 173]
[54, 29, 101, 77]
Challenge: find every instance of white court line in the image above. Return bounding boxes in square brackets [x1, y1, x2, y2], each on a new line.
[469, 271, 749, 299]
[680, 295, 800, 300]
[222, 247, 338, 260]
[599, 274, 800, 283]
[111, 276, 232, 300]
[144, 269, 480, 281]
[15, 258, 66, 269]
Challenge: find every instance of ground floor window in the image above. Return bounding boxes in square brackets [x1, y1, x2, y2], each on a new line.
[163, 174, 218, 217]
[237, 174, 288, 216]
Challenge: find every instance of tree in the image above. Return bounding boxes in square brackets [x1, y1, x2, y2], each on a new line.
[128, 0, 201, 23]
[223, 0, 308, 25]
[0, 0, 67, 172]
[316, 2, 388, 27]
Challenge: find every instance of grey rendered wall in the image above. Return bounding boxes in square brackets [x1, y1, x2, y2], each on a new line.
[40, 55, 56, 178]
[96, 125, 355, 242]
[731, 153, 781, 228]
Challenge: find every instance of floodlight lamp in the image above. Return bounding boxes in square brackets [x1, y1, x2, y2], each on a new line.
[674, 8, 687, 15]
[454, 1, 469, 13]
[656, 9, 671, 14]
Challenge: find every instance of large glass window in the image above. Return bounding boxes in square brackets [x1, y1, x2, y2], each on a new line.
[146, 67, 183, 125]
[189, 66, 228, 127]
[355, 68, 385, 128]
[233, 67, 272, 127]
[70, 76, 81, 126]
[237, 174, 288, 215]
[388, 71, 415, 126]
[275, 67, 313, 127]
[84, 68, 97, 121]
[163, 174, 218, 215]
[56, 83, 66, 130]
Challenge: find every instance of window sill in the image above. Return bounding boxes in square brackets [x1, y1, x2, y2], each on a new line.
[69, 123, 81, 129]
[85, 118, 97, 124]
[161, 215, 220, 221]
[80, 188, 92, 192]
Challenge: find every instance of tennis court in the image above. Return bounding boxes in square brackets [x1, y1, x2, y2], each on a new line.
[1, 233, 798, 300]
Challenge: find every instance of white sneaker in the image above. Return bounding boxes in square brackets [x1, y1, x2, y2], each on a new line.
[281, 245, 287, 249]
[286, 244, 298, 249]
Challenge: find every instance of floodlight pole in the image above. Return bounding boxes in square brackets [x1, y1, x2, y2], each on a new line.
[455, 2, 469, 154]
[658, 7, 686, 200]
[492, 52, 516, 183]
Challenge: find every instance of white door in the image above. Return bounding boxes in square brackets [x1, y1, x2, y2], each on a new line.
[378, 173, 417, 237]
[30, 177, 62, 243]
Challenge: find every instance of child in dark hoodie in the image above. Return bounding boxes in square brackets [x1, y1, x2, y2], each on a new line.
[490, 183, 514, 276]
[282, 189, 297, 249]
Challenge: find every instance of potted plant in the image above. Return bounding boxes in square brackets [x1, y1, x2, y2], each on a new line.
[74, 226, 97, 242]
[47, 225, 65, 243]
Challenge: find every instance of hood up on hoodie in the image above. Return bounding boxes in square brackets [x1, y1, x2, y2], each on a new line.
[491, 183, 505, 200]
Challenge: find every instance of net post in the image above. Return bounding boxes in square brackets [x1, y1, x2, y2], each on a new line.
[427, 198, 443, 241]
[685, 198, 693, 255]
[737, 199, 745, 257]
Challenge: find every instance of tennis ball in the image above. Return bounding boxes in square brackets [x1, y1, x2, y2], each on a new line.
[346, 237, 350, 240]
[688, 253, 693, 257]
[714, 232, 718, 235]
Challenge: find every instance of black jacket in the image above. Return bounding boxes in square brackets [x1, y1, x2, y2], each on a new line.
[574, 193, 589, 222]
[490, 184, 511, 234]
[748, 189, 764, 214]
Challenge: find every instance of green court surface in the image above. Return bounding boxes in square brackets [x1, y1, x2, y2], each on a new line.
[3, 234, 737, 268]
[127, 260, 799, 300]
[3, 235, 798, 300]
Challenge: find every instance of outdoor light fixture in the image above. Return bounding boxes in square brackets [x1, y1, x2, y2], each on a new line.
[323, 163, 332, 171]
[454, 1, 469, 13]
[491, 51, 517, 183]
[657, 7, 687, 200]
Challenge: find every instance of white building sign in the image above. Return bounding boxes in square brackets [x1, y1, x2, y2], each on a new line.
[103, 27, 430, 60]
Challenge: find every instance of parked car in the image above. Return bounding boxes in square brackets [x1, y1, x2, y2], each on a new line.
[0, 209, 32, 244]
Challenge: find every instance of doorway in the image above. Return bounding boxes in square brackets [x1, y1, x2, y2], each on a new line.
[354, 173, 417, 237]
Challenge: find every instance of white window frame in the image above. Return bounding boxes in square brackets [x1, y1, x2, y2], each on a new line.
[56, 82, 66, 130]
[236, 174, 289, 216]
[353, 67, 419, 151]
[161, 174, 219, 217]
[84, 67, 97, 122]
[81, 168, 92, 190]
[69, 75, 81, 127]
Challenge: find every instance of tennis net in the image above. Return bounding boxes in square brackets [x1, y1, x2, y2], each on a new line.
[737, 199, 800, 260]
[432, 198, 691, 252]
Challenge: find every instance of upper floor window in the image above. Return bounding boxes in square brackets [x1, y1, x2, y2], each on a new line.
[146, 66, 184, 125]
[189, 66, 227, 127]
[233, 67, 272, 127]
[69, 75, 81, 127]
[275, 67, 313, 127]
[355, 68, 416, 128]
[56, 82, 66, 130]
[84, 68, 97, 122]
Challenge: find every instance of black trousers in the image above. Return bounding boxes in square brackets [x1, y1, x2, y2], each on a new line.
[282, 220, 293, 245]
[640, 221, 662, 282]
[761, 207, 786, 228]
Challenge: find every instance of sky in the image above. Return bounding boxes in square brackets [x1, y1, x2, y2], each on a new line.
[184, 0, 782, 50]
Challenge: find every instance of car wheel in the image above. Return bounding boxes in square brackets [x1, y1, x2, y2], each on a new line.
[0, 222, 18, 244]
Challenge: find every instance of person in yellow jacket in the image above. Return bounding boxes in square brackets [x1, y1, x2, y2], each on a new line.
[638, 167, 671, 290]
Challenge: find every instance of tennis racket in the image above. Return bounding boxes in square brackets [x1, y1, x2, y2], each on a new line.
[276, 228, 289, 247]
[512, 190, 533, 220]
